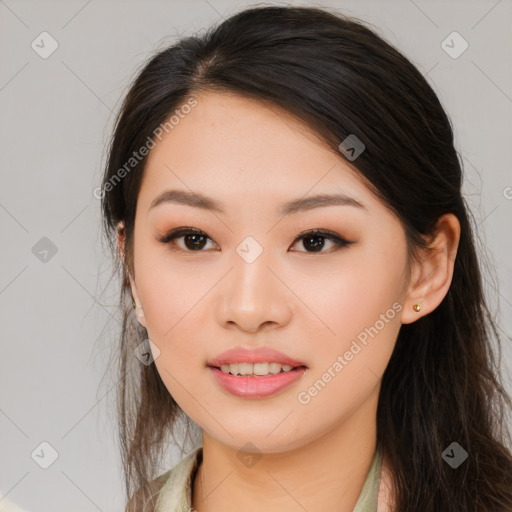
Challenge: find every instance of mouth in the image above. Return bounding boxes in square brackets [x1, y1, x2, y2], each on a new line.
[207, 362, 308, 377]
[207, 363, 309, 398]
[206, 347, 308, 396]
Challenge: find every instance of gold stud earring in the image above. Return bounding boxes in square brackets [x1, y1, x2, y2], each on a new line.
[412, 303, 422, 312]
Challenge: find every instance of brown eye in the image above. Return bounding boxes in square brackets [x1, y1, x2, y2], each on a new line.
[290, 229, 354, 253]
[158, 228, 218, 252]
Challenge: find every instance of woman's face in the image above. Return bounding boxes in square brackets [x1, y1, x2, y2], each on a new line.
[128, 91, 410, 453]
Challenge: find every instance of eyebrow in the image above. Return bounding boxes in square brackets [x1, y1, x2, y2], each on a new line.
[149, 189, 367, 215]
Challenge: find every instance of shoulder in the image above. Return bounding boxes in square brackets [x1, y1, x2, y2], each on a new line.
[125, 446, 202, 512]
[125, 470, 172, 512]
[0, 496, 34, 512]
[154, 445, 203, 510]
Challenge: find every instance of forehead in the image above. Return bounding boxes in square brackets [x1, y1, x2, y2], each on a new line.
[138, 91, 374, 215]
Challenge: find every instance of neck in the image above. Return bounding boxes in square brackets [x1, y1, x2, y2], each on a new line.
[192, 387, 380, 512]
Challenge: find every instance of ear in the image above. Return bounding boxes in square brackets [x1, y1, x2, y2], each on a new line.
[400, 213, 460, 324]
[117, 221, 147, 328]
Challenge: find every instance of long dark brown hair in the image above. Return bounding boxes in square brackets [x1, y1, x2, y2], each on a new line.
[99, 5, 512, 511]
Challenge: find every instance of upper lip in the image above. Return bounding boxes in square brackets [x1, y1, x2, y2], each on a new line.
[207, 347, 307, 368]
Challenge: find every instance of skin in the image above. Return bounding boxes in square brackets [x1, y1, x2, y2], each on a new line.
[118, 91, 460, 512]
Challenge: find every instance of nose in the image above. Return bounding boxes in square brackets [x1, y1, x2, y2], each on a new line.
[214, 248, 294, 333]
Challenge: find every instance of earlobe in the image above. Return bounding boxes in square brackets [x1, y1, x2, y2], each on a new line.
[401, 213, 460, 324]
[116, 221, 126, 263]
[129, 274, 147, 328]
[118, 221, 147, 328]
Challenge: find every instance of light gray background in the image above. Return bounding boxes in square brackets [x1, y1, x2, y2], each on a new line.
[1, 1, 511, 511]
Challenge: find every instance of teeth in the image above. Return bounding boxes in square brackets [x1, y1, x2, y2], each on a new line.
[219, 362, 297, 376]
[239, 363, 252, 375]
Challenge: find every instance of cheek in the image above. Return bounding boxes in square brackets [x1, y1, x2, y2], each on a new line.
[149, 312, 207, 414]
[135, 254, 210, 338]
[135, 259, 214, 377]
[294, 244, 405, 385]
[296, 253, 405, 342]
[295, 278, 401, 427]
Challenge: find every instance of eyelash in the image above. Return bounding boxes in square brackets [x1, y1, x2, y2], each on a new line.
[157, 227, 354, 254]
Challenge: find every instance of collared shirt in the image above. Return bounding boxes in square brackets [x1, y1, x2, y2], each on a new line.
[155, 445, 382, 511]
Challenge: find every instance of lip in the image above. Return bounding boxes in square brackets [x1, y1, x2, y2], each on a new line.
[208, 366, 308, 399]
[207, 346, 307, 368]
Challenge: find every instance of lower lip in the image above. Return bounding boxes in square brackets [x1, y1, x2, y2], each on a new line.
[208, 366, 307, 399]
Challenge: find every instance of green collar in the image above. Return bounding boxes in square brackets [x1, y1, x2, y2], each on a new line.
[353, 447, 382, 511]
